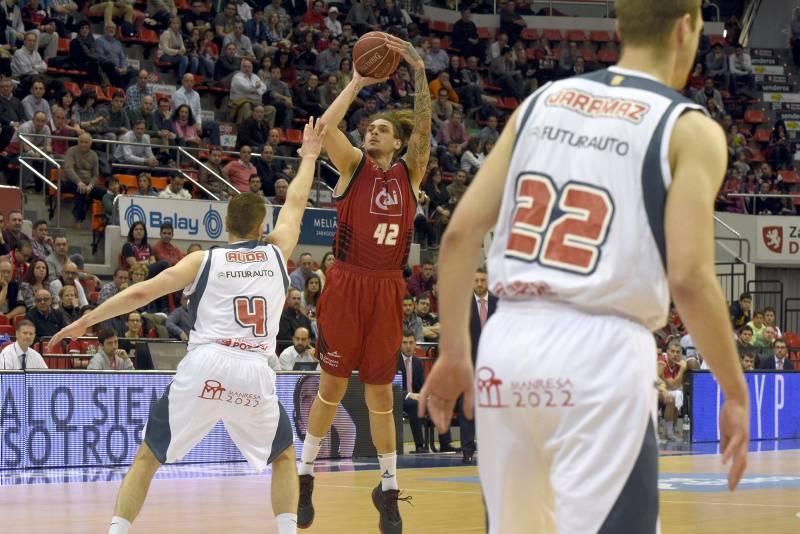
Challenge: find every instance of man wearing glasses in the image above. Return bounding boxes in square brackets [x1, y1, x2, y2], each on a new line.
[25, 288, 69, 339]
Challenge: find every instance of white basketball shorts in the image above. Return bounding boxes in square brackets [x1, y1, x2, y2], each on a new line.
[476, 300, 660, 534]
[144, 344, 293, 471]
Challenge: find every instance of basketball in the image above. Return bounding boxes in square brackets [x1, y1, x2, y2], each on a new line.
[352, 31, 401, 79]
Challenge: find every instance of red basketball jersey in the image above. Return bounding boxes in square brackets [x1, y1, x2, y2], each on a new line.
[332, 153, 416, 271]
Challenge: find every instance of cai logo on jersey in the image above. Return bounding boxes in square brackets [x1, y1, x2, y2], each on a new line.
[124, 198, 223, 238]
[369, 178, 403, 217]
[762, 226, 783, 253]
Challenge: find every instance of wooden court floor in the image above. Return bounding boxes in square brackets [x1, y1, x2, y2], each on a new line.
[2, 450, 800, 533]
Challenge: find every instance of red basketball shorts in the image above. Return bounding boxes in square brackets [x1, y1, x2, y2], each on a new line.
[316, 261, 405, 385]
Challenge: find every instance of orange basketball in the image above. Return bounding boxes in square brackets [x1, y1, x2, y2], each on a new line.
[352, 31, 401, 79]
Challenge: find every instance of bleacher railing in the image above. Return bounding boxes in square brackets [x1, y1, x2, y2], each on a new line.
[418, 0, 614, 17]
[16, 133, 331, 229]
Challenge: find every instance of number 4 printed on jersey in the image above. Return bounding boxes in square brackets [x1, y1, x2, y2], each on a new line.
[234, 296, 268, 337]
[505, 172, 614, 275]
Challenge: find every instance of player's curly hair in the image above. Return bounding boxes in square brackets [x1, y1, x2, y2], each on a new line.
[368, 110, 415, 147]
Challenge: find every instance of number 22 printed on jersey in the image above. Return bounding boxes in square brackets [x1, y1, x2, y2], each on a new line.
[505, 172, 614, 275]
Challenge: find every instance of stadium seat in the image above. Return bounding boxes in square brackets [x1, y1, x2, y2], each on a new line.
[520, 28, 539, 41]
[744, 110, 768, 124]
[590, 31, 611, 42]
[566, 30, 588, 42]
[286, 129, 303, 145]
[709, 35, 726, 47]
[0, 325, 11, 336]
[151, 176, 169, 190]
[57, 37, 70, 55]
[477, 27, 492, 40]
[581, 48, 597, 62]
[779, 170, 800, 183]
[0, 315, 8, 326]
[115, 174, 139, 190]
[753, 128, 771, 143]
[63, 82, 81, 97]
[13, 316, 25, 328]
[67, 339, 83, 353]
[543, 29, 563, 42]
[598, 49, 619, 63]
[429, 20, 452, 34]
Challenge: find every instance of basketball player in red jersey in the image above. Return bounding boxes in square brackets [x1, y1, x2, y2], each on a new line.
[296, 35, 430, 533]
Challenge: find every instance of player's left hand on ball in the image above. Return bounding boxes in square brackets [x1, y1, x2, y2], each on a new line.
[418, 351, 474, 434]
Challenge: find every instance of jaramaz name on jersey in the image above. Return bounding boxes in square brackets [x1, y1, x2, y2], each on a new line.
[545, 89, 650, 123]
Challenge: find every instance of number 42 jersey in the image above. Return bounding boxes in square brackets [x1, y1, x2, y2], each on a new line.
[184, 241, 290, 355]
[487, 66, 705, 331]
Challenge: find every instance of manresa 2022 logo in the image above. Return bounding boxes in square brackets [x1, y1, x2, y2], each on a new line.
[125, 198, 223, 239]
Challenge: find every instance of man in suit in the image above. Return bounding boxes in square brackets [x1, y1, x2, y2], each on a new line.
[398, 330, 455, 453]
[758, 338, 795, 370]
[460, 267, 498, 464]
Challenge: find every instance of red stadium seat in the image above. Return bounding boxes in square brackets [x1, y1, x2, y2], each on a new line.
[709, 34, 726, 47]
[590, 31, 611, 43]
[542, 29, 563, 42]
[477, 27, 491, 40]
[0, 325, 14, 336]
[63, 82, 81, 97]
[520, 28, 539, 41]
[597, 49, 619, 63]
[779, 170, 800, 184]
[566, 30, 588, 42]
[13, 316, 25, 328]
[744, 110, 768, 124]
[753, 128, 771, 143]
[67, 339, 83, 353]
[429, 20, 452, 34]
[0, 315, 9, 326]
[286, 129, 303, 145]
[581, 48, 596, 62]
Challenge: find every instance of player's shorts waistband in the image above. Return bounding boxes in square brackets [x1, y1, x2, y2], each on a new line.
[190, 341, 276, 362]
[333, 261, 404, 280]
[496, 298, 652, 334]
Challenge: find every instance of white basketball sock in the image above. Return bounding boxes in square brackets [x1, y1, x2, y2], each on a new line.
[276, 513, 298, 534]
[109, 516, 131, 534]
[378, 451, 398, 491]
[298, 433, 323, 476]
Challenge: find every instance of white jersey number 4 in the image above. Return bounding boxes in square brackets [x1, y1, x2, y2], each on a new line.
[233, 296, 268, 337]
[505, 172, 614, 275]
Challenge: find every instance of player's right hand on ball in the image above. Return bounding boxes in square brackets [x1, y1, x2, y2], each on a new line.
[352, 67, 389, 88]
[297, 117, 327, 159]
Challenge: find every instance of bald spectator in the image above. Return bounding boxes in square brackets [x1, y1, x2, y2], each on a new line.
[229, 58, 271, 124]
[279, 289, 314, 342]
[63, 133, 106, 222]
[95, 22, 136, 88]
[11, 32, 47, 90]
[25, 288, 69, 338]
[235, 104, 271, 150]
[278, 327, 317, 370]
[172, 73, 221, 146]
[49, 261, 89, 308]
[50, 105, 81, 156]
[126, 70, 156, 112]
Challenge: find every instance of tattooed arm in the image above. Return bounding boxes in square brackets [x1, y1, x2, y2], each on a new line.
[386, 36, 431, 191]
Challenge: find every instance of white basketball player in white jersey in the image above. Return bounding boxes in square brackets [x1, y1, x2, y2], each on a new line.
[420, 2, 750, 533]
[48, 118, 329, 534]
